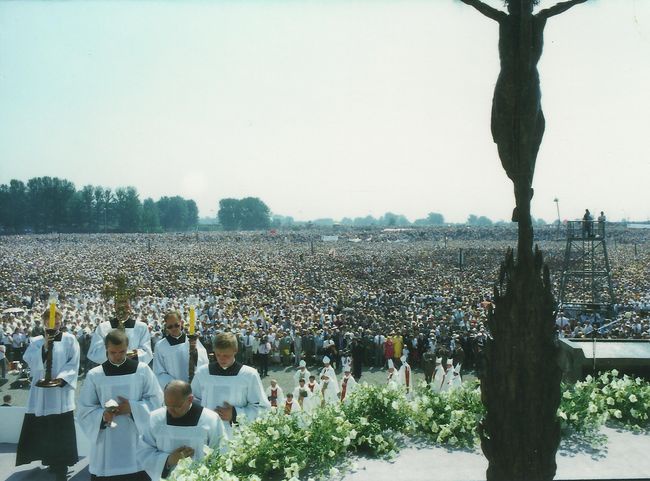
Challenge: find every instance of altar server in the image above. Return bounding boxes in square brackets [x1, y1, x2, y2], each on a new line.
[87, 297, 153, 365]
[386, 359, 400, 389]
[78, 329, 163, 480]
[293, 360, 310, 387]
[191, 332, 270, 434]
[319, 373, 339, 406]
[266, 379, 285, 408]
[153, 311, 209, 388]
[339, 366, 357, 403]
[283, 392, 302, 414]
[398, 355, 412, 394]
[16, 308, 80, 481]
[139, 380, 228, 481]
[293, 378, 312, 411]
[431, 357, 445, 393]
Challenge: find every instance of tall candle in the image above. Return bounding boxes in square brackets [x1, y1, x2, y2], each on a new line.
[49, 301, 56, 329]
[189, 306, 196, 335]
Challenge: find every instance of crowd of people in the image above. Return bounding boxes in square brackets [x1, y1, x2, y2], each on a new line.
[0, 226, 648, 480]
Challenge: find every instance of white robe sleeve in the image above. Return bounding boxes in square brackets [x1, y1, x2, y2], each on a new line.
[130, 365, 164, 435]
[77, 370, 105, 443]
[134, 324, 153, 365]
[153, 343, 174, 390]
[86, 324, 108, 365]
[197, 340, 209, 368]
[190, 366, 206, 405]
[56, 335, 80, 389]
[22, 337, 45, 372]
[236, 369, 271, 423]
[138, 412, 168, 481]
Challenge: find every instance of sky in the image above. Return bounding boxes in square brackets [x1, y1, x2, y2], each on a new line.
[0, 0, 648, 224]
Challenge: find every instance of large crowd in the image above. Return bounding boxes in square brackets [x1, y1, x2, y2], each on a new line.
[0, 226, 648, 380]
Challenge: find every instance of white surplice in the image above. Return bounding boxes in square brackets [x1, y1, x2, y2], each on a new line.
[86, 320, 153, 365]
[77, 362, 163, 477]
[153, 335, 209, 388]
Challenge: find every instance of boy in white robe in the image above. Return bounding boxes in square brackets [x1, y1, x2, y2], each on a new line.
[319, 373, 339, 406]
[139, 380, 227, 481]
[303, 375, 320, 413]
[283, 392, 302, 415]
[153, 311, 209, 389]
[446, 363, 463, 391]
[440, 359, 455, 393]
[293, 378, 311, 412]
[293, 359, 310, 387]
[398, 355, 412, 395]
[191, 332, 271, 435]
[431, 357, 445, 393]
[78, 329, 163, 481]
[265, 379, 285, 408]
[386, 359, 400, 389]
[339, 367, 357, 403]
[87, 298, 153, 365]
[16, 308, 80, 480]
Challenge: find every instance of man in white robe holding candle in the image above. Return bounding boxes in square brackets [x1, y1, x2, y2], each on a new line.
[16, 308, 80, 481]
[78, 329, 163, 481]
[139, 380, 227, 481]
[191, 332, 270, 436]
[153, 311, 208, 389]
[87, 297, 153, 366]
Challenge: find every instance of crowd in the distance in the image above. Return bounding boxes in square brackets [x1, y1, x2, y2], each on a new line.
[0, 225, 648, 382]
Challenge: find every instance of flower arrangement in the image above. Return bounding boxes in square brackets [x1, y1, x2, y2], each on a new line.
[167, 371, 649, 481]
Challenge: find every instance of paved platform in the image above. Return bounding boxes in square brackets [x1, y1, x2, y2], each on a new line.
[1, 427, 649, 481]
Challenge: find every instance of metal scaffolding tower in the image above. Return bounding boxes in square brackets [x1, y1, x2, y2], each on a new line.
[559, 220, 616, 315]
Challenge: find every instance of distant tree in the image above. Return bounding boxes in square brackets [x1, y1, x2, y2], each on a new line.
[114, 187, 142, 232]
[312, 218, 335, 227]
[353, 215, 378, 227]
[414, 212, 445, 226]
[141, 198, 161, 232]
[239, 197, 271, 230]
[184, 200, 199, 230]
[218, 198, 241, 231]
[157, 196, 189, 231]
[380, 212, 410, 227]
[0, 180, 28, 233]
[26, 177, 76, 232]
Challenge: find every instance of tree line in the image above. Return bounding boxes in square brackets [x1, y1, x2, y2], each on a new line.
[0, 177, 198, 233]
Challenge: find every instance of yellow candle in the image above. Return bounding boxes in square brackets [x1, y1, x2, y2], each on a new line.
[49, 301, 56, 329]
[189, 306, 195, 335]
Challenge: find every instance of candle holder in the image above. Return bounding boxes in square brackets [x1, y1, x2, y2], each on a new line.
[36, 328, 64, 388]
[188, 333, 199, 382]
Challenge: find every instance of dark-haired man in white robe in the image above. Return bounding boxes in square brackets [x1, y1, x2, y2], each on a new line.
[78, 329, 163, 481]
[153, 311, 209, 389]
[87, 298, 153, 365]
[139, 380, 227, 481]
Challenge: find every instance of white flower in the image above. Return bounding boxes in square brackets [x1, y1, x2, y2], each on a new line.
[570, 413, 578, 421]
[343, 437, 351, 446]
[563, 391, 572, 399]
[328, 450, 336, 458]
[588, 402, 598, 413]
[607, 397, 615, 405]
[202, 445, 214, 457]
[249, 476, 261, 481]
[197, 465, 209, 476]
[613, 410, 623, 419]
[225, 458, 233, 472]
[349, 429, 358, 439]
[391, 400, 400, 410]
[329, 467, 340, 476]
[558, 410, 567, 420]
[629, 394, 638, 403]
[248, 459, 256, 468]
[359, 417, 369, 426]
[611, 369, 619, 377]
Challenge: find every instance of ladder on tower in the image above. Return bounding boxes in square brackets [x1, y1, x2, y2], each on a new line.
[558, 220, 616, 316]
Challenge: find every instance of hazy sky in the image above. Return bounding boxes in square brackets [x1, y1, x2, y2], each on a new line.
[0, 0, 648, 223]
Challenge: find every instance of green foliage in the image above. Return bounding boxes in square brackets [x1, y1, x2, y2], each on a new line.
[410, 380, 484, 448]
[167, 372, 650, 481]
[0, 177, 197, 233]
[217, 197, 271, 231]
